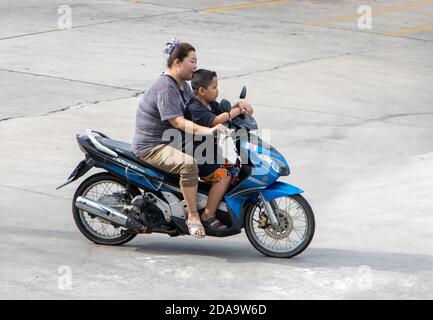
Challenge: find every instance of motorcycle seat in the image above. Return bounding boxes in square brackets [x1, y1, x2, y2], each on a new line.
[95, 137, 213, 193]
[95, 137, 180, 180]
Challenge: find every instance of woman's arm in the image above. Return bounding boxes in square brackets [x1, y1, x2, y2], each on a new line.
[169, 116, 228, 135]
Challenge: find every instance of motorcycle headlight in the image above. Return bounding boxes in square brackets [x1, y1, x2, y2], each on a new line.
[258, 154, 289, 175]
[274, 158, 290, 175]
[258, 154, 278, 173]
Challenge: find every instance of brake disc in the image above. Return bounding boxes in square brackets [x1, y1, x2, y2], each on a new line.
[264, 208, 294, 240]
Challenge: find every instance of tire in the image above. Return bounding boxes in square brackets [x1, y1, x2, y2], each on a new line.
[244, 194, 315, 258]
[72, 172, 141, 245]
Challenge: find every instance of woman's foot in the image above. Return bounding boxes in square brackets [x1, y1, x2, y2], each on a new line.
[186, 212, 206, 238]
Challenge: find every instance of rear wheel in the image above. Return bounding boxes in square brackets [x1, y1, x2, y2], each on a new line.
[72, 172, 141, 245]
[244, 194, 315, 258]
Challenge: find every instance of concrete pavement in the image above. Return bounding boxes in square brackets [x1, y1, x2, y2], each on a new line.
[1, 0, 433, 299]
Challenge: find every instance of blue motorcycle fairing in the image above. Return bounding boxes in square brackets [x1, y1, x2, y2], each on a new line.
[224, 193, 252, 220]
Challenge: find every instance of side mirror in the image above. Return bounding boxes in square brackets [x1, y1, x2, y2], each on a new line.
[239, 86, 247, 99]
[219, 99, 232, 113]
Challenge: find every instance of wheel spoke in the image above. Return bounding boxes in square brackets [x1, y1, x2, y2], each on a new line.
[291, 209, 304, 220]
[293, 229, 304, 239]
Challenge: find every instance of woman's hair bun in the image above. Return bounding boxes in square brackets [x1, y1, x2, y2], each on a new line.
[163, 38, 180, 55]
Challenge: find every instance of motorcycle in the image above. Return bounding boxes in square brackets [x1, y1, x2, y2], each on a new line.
[57, 87, 315, 258]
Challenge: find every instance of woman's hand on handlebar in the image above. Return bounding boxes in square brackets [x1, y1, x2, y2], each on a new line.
[211, 123, 230, 135]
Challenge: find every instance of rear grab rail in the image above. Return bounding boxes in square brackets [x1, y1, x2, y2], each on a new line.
[86, 128, 118, 158]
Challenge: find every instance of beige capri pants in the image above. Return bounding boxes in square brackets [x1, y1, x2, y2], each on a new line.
[139, 144, 198, 188]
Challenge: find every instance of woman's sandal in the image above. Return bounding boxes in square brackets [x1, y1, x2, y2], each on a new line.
[202, 217, 228, 232]
[186, 219, 206, 238]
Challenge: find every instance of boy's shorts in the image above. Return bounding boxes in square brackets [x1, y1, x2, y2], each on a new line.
[198, 163, 231, 185]
[195, 140, 232, 185]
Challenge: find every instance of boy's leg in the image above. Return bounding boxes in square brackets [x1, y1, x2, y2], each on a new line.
[201, 170, 231, 228]
[198, 142, 233, 228]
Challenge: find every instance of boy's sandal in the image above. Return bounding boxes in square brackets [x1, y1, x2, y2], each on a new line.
[202, 217, 228, 231]
[186, 219, 206, 238]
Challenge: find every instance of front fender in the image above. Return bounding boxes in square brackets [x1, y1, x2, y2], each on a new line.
[261, 181, 303, 201]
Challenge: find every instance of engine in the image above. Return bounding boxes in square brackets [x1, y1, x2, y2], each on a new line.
[135, 193, 167, 228]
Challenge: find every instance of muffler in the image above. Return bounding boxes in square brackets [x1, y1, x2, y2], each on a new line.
[75, 196, 145, 232]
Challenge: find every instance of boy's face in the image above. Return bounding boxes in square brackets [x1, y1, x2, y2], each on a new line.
[200, 77, 219, 102]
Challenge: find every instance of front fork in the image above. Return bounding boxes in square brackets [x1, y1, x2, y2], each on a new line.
[258, 193, 279, 226]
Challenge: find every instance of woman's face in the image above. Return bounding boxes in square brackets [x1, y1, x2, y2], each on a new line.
[176, 51, 197, 81]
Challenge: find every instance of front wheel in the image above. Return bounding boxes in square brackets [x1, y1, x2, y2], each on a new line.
[244, 194, 315, 258]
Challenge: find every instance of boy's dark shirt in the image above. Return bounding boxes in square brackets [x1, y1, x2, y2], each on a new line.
[185, 97, 223, 127]
[184, 97, 225, 170]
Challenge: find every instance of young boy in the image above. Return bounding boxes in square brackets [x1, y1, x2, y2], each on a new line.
[187, 69, 252, 129]
[185, 69, 252, 231]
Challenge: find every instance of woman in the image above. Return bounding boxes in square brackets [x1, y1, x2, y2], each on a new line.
[132, 38, 231, 238]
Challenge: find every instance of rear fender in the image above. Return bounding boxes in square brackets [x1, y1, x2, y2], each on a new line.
[56, 157, 95, 190]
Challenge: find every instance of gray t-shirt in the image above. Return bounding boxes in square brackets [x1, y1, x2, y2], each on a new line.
[132, 75, 194, 157]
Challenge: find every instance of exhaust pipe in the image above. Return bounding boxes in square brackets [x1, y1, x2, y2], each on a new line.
[75, 196, 145, 232]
